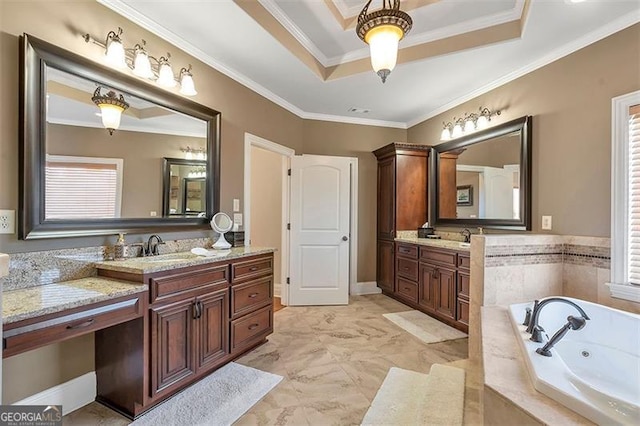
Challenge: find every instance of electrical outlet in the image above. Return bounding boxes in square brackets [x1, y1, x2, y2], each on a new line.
[541, 215, 552, 230]
[233, 213, 243, 227]
[233, 199, 240, 212]
[150, 211, 157, 217]
[0, 210, 16, 234]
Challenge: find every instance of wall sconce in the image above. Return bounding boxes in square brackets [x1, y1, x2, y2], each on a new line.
[440, 107, 501, 140]
[188, 167, 207, 178]
[84, 28, 197, 96]
[181, 146, 207, 160]
[91, 86, 129, 135]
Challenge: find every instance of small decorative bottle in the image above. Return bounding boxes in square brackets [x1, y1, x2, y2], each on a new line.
[114, 233, 128, 261]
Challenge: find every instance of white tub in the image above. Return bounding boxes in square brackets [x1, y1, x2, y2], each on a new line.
[508, 297, 640, 425]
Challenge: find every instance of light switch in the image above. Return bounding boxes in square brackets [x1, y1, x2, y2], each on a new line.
[233, 213, 243, 226]
[233, 199, 240, 212]
[541, 215, 552, 230]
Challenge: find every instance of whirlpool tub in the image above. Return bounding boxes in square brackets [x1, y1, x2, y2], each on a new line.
[508, 297, 640, 425]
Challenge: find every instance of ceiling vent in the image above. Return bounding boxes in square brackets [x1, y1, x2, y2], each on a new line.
[348, 107, 371, 114]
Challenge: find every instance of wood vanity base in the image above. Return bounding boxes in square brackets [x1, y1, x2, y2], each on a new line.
[94, 252, 275, 419]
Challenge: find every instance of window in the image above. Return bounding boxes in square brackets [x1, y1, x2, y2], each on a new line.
[610, 90, 640, 302]
[45, 155, 123, 219]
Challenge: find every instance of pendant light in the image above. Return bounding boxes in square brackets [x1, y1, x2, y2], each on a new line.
[91, 87, 129, 135]
[356, 0, 412, 83]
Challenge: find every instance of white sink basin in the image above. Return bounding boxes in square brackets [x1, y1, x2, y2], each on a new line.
[458, 242, 471, 248]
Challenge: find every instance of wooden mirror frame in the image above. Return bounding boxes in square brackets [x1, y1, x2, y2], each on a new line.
[430, 116, 533, 230]
[19, 34, 221, 239]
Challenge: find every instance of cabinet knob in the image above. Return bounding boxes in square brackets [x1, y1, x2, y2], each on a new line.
[248, 293, 259, 298]
[66, 318, 95, 329]
[249, 266, 258, 272]
[248, 323, 260, 330]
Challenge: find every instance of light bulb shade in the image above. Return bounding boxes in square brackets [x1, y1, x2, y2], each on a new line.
[464, 119, 475, 133]
[441, 127, 451, 141]
[476, 115, 489, 129]
[105, 37, 126, 68]
[365, 25, 402, 74]
[92, 87, 129, 135]
[356, 0, 412, 83]
[452, 123, 463, 138]
[157, 62, 176, 87]
[133, 49, 154, 79]
[179, 72, 197, 96]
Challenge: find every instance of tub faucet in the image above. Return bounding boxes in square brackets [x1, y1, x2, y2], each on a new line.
[460, 228, 472, 243]
[145, 234, 165, 256]
[526, 297, 590, 343]
[536, 315, 587, 357]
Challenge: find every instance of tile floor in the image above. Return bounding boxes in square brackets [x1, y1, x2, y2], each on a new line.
[63, 294, 482, 425]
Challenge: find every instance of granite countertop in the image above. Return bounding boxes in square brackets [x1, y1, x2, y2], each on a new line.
[394, 236, 471, 252]
[93, 246, 275, 274]
[3, 277, 148, 325]
[481, 306, 594, 425]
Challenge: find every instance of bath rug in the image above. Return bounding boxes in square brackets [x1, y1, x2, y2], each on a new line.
[361, 365, 465, 426]
[383, 310, 467, 344]
[131, 362, 283, 426]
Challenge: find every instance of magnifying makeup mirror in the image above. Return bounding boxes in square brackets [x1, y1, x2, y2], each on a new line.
[211, 212, 233, 249]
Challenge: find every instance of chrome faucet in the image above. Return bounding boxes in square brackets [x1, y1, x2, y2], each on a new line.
[524, 297, 590, 343]
[460, 228, 472, 243]
[145, 234, 165, 256]
[536, 315, 587, 357]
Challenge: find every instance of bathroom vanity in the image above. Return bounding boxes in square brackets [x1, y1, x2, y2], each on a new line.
[2, 248, 274, 419]
[392, 237, 470, 333]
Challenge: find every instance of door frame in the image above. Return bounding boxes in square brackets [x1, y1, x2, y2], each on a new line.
[244, 133, 294, 304]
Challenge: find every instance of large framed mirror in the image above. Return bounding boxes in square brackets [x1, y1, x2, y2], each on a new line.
[19, 34, 221, 239]
[430, 116, 532, 230]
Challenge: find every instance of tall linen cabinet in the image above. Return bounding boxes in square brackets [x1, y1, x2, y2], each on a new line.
[373, 143, 430, 293]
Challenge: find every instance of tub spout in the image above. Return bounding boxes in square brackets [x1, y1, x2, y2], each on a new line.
[536, 315, 587, 357]
[526, 297, 590, 341]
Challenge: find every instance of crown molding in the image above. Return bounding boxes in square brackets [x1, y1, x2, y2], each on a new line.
[258, 0, 331, 66]
[97, 0, 307, 118]
[406, 9, 640, 128]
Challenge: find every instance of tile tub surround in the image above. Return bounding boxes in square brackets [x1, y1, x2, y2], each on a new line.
[481, 306, 594, 425]
[0, 237, 214, 291]
[93, 247, 276, 274]
[2, 277, 148, 324]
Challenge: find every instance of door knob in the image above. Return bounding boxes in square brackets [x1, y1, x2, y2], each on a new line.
[342, 236, 349, 241]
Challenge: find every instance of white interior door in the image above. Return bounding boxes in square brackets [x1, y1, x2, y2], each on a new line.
[290, 155, 351, 305]
[483, 166, 514, 218]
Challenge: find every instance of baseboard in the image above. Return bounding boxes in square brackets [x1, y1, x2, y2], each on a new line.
[14, 371, 96, 415]
[352, 281, 382, 296]
[274, 282, 281, 297]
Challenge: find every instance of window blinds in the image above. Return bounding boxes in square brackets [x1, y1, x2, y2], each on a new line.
[45, 160, 120, 219]
[628, 104, 640, 285]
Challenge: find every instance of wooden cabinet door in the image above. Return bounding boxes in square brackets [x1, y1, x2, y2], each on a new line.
[377, 157, 395, 239]
[418, 263, 436, 312]
[150, 299, 196, 396]
[196, 289, 229, 372]
[377, 241, 395, 292]
[435, 267, 456, 320]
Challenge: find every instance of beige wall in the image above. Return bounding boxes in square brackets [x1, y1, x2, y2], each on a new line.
[302, 121, 407, 282]
[250, 146, 283, 287]
[47, 124, 206, 218]
[409, 24, 640, 237]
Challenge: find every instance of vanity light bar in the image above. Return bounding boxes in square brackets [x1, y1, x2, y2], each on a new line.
[441, 107, 501, 141]
[181, 146, 207, 160]
[83, 28, 197, 96]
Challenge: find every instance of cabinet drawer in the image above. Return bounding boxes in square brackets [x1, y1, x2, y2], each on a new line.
[420, 247, 457, 266]
[4, 296, 142, 358]
[231, 256, 273, 283]
[396, 243, 418, 259]
[150, 264, 229, 304]
[458, 272, 470, 299]
[457, 299, 469, 326]
[231, 277, 272, 318]
[396, 257, 418, 281]
[458, 254, 470, 270]
[231, 305, 273, 352]
[396, 277, 418, 303]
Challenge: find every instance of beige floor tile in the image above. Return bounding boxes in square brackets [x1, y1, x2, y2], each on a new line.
[64, 295, 474, 426]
